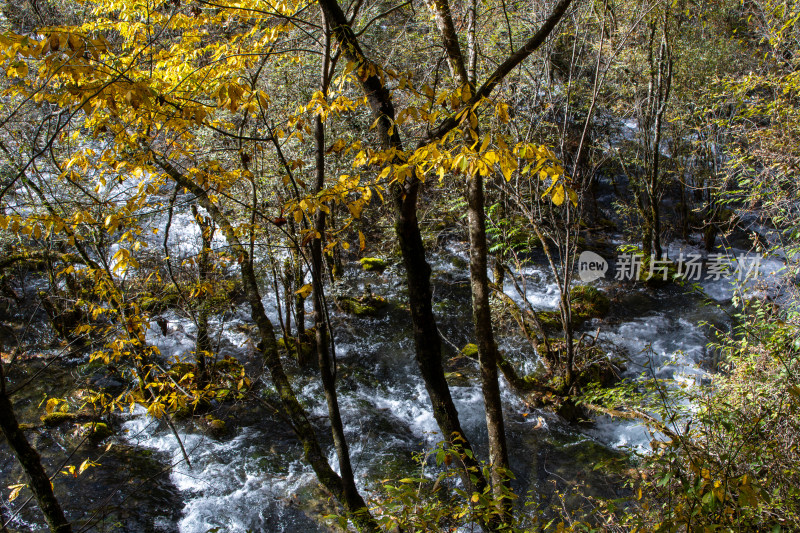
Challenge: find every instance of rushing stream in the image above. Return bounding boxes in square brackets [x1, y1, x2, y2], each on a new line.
[0, 233, 784, 532]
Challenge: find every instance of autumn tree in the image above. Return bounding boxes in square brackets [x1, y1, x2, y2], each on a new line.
[0, 0, 585, 529]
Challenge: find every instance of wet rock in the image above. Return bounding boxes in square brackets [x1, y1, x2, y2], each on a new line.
[84, 421, 113, 442]
[538, 285, 611, 332]
[89, 373, 126, 395]
[337, 294, 388, 316]
[199, 415, 227, 438]
[570, 285, 611, 318]
[40, 410, 99, 426]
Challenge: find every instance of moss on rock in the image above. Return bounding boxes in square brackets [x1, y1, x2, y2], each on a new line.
[84, 422, 113, 441]
[571, 285, 611, 319]
[41, 411, 79, 426]
[200, 415, 227, 438]
[537, 286, 611, 334]
[337, 294, 388, 316]
[359, 257, 388, 272]
[460, 343, 479, 358]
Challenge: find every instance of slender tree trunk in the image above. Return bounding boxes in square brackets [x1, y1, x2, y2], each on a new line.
[643, 19, 671, 261]
[467, 173, 511, 509]
[0, 366, 72, 533]
[427, 0, 512, 508]
[310, 16, 368, 522]
[293, 249, 306, 344]
[283, 256, 293, 338]
[467, 0, 478, 85]
[316, 0, 491, 495]
[191, 205, 213, 386]
[425, 0, 469, 84]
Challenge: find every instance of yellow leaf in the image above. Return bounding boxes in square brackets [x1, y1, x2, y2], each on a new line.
[567, 187, 578, 207]
[551, 184, 565, 206]
[45, 398, 61, 414]
[461, 84, 472, 102]
[502, 162, 513, 182]
[359, 230, 365, 251]
[496, 103, 510, 123]
[7, 61, 28, 78]
[8, 484, 25, 502]
[471, 493, 480, 503]
[78, 459, 99, 475]
[295, 283, 312, 298]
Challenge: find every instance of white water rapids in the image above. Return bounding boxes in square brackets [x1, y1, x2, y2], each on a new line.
[113, 234, 765, 532]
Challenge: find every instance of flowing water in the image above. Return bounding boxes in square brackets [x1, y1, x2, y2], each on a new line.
[3, 235, 779, 532]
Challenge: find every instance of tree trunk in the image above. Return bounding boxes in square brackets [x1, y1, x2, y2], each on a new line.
[467, 173, 511, 510]
[467, 0, 478, 85]
[309, 19, 368, 522]
[316, 0, 491, 494]
[293, 248, 306, 354]
[425, 0, 469, 84]
[192, 205, 213, 386]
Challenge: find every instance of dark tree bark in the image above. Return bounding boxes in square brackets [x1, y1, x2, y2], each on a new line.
[425, 0, 512, 508]
[641, 18, 672, 260]
[315, 0, 491, 496]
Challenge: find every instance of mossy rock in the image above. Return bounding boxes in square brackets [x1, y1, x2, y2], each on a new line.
[200, 415, 227, 438]
[536, 287, 610, 333]
[277, 331, 316, 362]
[460, 343, 479, 358]
[359, 257, 388, 272]
[570, 285, 611, 319]
[537, 311, 563, 331]
[41, 411, 79, 426]
[41, 410, 99, 426]
[337, 294, 388, 316]
[84, 422, 113, 442]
